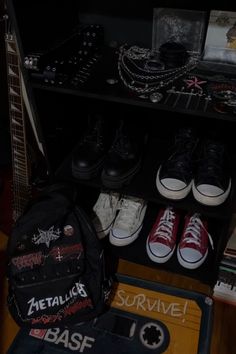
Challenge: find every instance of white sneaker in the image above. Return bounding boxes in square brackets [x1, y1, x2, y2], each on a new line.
[109, 196, 147, 246]
[93, 191, 120, 239]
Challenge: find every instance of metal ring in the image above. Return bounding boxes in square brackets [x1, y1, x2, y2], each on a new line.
[149, 92, 163, 103]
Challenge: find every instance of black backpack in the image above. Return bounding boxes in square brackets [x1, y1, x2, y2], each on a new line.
[7, 183, 112, 328]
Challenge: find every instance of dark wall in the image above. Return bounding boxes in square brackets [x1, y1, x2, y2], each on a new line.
[9, 0, 236, 55]
[5, 0, 236, 170]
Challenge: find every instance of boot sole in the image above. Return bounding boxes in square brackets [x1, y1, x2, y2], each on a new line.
[72, 158, 105, 180]
[101, 159, 142, 189]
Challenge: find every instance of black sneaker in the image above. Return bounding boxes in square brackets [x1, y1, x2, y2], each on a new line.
[72, 116, 110, 180]
[101, 120, 144, 189]
[192, 140, 231, 206]
[156, 127, 198, 200]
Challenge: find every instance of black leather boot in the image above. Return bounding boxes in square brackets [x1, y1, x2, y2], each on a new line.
[72, 116, 110, 180]
[101, 120, 145, 188]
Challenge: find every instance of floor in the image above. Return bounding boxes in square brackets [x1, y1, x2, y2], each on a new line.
[0, 232, 19, 354]
[0, 231, 235, 354]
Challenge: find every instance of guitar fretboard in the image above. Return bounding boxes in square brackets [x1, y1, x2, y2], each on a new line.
[5, 33, 31, 221]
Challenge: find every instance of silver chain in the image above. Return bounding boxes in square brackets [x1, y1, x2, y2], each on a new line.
[118, 45, 198, 94]
[123, 45, 151, 60]
[120, 53, 196, 81]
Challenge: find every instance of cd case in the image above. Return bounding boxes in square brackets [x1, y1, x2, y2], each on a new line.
[152, 8, 207, 56]
[203, 10, 236, 66]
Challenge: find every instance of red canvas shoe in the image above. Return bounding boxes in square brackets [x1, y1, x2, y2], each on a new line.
[146, 206, 180, 263]
[177, 213, 213, 269]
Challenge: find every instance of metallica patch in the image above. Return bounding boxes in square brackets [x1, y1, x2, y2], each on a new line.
[27, 282, 89, 316]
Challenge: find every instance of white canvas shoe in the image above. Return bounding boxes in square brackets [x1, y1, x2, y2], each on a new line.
[110, 195, 147, 246]
[93, 191, 120, 239]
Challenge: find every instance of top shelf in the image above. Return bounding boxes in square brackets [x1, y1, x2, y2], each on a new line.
[29, 46, 236, 124]
[8, 0, 236, 124]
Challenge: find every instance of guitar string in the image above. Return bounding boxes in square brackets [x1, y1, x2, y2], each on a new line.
[9, 50, 23, 219]
[7, 38, 30, 220]
[5, 20, 20, 219]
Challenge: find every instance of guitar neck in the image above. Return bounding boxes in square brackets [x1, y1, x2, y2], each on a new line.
[5, 32, 31, 221]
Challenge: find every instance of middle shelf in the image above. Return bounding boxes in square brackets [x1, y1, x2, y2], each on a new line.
[56, 135, 236, 220]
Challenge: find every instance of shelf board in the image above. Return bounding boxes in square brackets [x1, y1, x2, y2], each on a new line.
[117, 259, 212, 295]
[103, 203, 229, 287]
[55, 137, 235, 220]
[32, 81, 236, 123]
[30, 47, 236, 123]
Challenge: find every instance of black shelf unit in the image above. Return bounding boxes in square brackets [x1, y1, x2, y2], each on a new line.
[54, 134, 233, 286]
[56, 136, 236, 221]
[30, 78, 236, 124]
[28, 44, 236, 124]
[7, 0, 236, 287]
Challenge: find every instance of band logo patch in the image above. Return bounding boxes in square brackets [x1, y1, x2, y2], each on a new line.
[27, 282, 89, 316]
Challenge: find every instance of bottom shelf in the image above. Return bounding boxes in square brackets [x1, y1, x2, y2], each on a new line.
[103, 203, 229, 287]
[74, 185, 230, 287]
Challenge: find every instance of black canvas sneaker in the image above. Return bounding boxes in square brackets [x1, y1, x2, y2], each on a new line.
[156, 128, 198, 200]
[192, 140, 231, 206]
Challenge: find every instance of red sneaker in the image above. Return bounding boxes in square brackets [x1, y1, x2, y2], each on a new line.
[177, 213, 213, 269]
[146, 207, 180, 263]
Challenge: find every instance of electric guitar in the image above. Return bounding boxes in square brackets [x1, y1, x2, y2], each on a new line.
[1, 15, 49, 232]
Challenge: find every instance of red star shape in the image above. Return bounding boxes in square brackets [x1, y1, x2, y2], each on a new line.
[184, 76, 207, 90]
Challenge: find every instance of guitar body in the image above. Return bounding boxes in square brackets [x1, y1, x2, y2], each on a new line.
[0, 168, 13, 236]
[0, 162, 45, 237]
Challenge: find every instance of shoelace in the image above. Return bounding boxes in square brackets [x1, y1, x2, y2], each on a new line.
[164, 132, 197, 177]
[198, 142, 225, 181]
[116, 197, 145, 229]
[183, 213, 214, 250]
[166, 150, 193, 177]
[81, 119, 104, 146]
[110, 120, 133, 157]
[153, 207, 176, 243]
[111, 132, 130, 156]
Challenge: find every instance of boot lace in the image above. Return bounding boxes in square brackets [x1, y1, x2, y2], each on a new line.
[81, 118, 103, 146]
[110, 121, 131, 157]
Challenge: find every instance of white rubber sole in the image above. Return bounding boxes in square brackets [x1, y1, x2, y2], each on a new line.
[192, 179, 231, 206]
[177, 247, 208, 270]
[109, 223, 143, 247]
[156, 167, 192, 200]
[146, 238, 176, 263]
